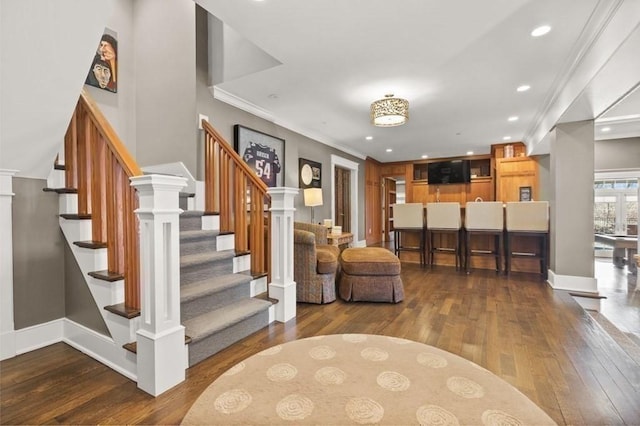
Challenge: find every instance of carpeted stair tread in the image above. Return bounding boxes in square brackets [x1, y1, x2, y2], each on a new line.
[184, 298, 272, 344]
[181, 210, 204, 218]
[180, 229, 220, 242]
[180, 249, 235, 267]
[181, 274, 251, 303]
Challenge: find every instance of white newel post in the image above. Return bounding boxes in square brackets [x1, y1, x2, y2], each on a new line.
[0, 170, 18, 360]
[268, 187, 299, 323]
[130, 174, 187, 396]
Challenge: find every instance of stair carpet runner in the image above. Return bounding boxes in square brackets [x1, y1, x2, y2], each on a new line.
[180, 211, 272, 366]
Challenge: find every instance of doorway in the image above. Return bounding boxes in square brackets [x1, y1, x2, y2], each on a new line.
[335, 167, 351, 233]
[331, 155, 359, 243]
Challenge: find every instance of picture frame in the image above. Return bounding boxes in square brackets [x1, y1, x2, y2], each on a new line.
[519, 186, 532, 202]
[85, 29, 118, 93]
[299, 158, 322, 189]
[234, 125, 285, 187]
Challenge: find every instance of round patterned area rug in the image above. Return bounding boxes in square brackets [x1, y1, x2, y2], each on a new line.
[181, 334, 556, 425]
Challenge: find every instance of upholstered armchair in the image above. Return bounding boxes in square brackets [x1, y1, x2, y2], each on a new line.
[293, 222, 340, 304]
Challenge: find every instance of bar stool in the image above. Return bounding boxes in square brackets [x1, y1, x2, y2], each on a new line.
[393, 203, 426, 266]
[426, 202, 462, 269]
[464, 201, 504, 273]
[505, 201, 549, 279]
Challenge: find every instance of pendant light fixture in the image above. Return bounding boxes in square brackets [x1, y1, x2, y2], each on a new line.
[370, 94, 409, 127]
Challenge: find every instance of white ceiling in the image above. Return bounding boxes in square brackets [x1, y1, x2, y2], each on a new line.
[196, 0, 640, 161]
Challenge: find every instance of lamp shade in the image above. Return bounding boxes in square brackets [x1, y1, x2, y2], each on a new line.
[303, 188, 323, 207]
[371, 94, 409, 127]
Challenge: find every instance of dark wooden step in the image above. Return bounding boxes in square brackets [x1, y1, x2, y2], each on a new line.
[104, 303, 140, 319]
[255, 291, 278, 305]
[43, 187, 77, 194]
[88, 270, 123, 282]
[203, 211, 220, 216]
[60, 213, 91, 220]
[54, 163, 66, 170]
[235, 249, 251, 257]
[74, 241, 107, 249]
[123, 335, 193, 354]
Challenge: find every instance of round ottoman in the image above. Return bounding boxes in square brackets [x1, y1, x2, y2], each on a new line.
[339, 247, 404, 303]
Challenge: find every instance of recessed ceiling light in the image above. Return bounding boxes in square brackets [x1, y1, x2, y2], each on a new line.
[267, 93, 278, 99]
[508, 116, 519, 122]
[601, 127, 611, 132]
[503, 136, 512, 141]
[386, 148, 393, 153]
[516, 85, 530, 92]
[365, 136, 373, 140]
[467, 151, 474, 155]
[421, 155, 428, 159]
[531, 25, 551, 37]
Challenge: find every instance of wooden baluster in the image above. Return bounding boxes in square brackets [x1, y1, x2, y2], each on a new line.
[220, 151, 230, 232]
[91, 132, 107, 242]
[234, 167, 247, 254]
[114, 164, 125, 276]
[204, 133, 214, 213]
[106, 152, 117, 274]
[250, 184, 263, 273]
[213, 140, 220, 213]
[65, 108, 78, 189]
[76, 108, 91, 215]
[124, 183, 140, 309]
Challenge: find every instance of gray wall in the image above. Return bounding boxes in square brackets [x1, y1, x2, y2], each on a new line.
[595, 137, 640, 170]
[12, 178, 65, 329]
[64, 242, 110, 336]
[536, 154, 551, 201]
[85, 0, 136, 154]
[134, 0, 198, 172]
[195, 6, 366, 240]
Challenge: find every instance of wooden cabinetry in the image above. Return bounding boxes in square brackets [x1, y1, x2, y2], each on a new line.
[383, 178, 396, 241]
[408, 156, 494, 204]
[365, 158, 383, 245]
[495, 157, 539, 202]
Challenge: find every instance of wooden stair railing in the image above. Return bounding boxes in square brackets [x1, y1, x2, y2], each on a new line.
[63, 88, 143, 311]
[202, 121, 271, 278]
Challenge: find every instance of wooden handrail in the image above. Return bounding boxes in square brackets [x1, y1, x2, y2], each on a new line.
[79, 88, 142, 177]
[202, 121, 268, 194]
[63, 90, 141, 310]
[202, 120, 271, 278]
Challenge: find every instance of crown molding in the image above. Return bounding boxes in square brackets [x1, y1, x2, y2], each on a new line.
[523, 0, 629, 153]
[210, 87, 367, 160]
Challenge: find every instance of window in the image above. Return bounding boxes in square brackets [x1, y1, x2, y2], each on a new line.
[594, 179, 639, 236]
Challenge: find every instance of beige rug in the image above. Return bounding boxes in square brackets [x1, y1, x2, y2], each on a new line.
[182, 334, 555, 425]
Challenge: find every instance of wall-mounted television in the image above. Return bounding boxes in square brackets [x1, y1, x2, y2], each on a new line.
[427, 160, 471, 184]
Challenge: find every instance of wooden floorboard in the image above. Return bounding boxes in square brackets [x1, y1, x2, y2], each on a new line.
[1, 262, 639, 425]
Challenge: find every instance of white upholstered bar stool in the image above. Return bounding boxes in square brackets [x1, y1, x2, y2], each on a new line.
[464, 201, 504, 273]
[393, 203, 426, 266]
[505, 201, 549, 279]
[426, 202, 462, 269]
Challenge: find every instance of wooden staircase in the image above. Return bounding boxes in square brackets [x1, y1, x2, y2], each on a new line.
[46, 89, 275, 388]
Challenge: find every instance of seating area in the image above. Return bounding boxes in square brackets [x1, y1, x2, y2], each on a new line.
[293, 222, 341, 304]
[388, 201, 550, 278]
[339, 247, 404, 303]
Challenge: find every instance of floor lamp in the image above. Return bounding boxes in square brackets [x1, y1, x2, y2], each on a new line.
[304, 188, 323, 224]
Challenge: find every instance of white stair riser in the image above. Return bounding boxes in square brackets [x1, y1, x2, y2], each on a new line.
[59, 193, 78, 215]
[46, 169, 65, 189]
[217, 234, 234, 251]
[250, 276, 267, 297]
[201, 214, 219, 231]
[233, 254, 250, 273]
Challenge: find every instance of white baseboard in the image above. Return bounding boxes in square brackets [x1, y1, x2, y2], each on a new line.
[547, 269, 598, 293]
[14, 318, 64, 354]
[1, 330, 16, 360]
[12, 318, 137, 381]
[250, 276, 268, 296]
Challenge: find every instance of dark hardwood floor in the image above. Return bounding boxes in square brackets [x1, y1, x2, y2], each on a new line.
[1, 261, 639, 425]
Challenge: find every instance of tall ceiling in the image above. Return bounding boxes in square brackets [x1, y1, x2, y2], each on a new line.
[197, 0, 640, 161]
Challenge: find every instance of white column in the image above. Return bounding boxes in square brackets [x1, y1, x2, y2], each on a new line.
[0, 170, 18, 360]
[130, 174, 187, 396]
[268, 187, 299, 323]
[548, 121, 598, 294]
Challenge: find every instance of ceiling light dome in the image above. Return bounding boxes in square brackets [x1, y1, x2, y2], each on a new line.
[371, 94, 409, 127]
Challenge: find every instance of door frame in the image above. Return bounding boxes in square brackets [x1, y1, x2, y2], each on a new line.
[331, 155, 359, 243]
